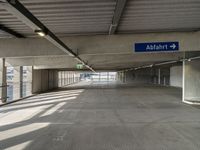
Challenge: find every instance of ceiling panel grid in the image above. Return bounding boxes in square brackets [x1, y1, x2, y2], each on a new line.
[118, 0, 200, 33]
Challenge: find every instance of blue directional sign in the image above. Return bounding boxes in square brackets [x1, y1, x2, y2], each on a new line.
[134, 42, 179, 52]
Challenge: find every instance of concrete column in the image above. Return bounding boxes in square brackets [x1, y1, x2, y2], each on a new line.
[66, 71, 68, 85]
[64, 71, 67, 85]
[41, 70, 49, 92]
[122, 72, 124, 83]
[119, 72, 121, 82]
[68, 72, 70, 84]
[62, 71, 65, 86]
[75, 73, 77, 82]
[61, 71, 63, 86]
[158, 68, 161, 85]
[74, 73, 76, 83]
[0, 58, 7, 103]
[73, 72, 74, 83]
[72, 73, 74, 83]
[26, 66, 33, 96]
[122, 72, 124, 82]
[78, 73, 80, 82]
[124, 72, 127, 83]
[117, 73, 119, 81]
[99, 73, 101, 82]
[60, 71, 62, 87]
[69, 72, 71, 84]
[66, 72, 69, 84]
[13, 66, 23, 100]
[53, 70, 58, 89]
[76, 73, 78, 82]
[183, 59, 200, 102]
[121, 72, 125, 83]
[63, 71, 65, 86]
[58, 71, 61, 87]
[118, 73, 120, 81]
[163, 77, 166, 86]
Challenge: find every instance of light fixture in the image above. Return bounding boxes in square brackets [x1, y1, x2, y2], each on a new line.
[35, 30, 46, 37]
[188, 59, 191, 62]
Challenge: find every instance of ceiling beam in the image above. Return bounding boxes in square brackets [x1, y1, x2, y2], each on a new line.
[0, 24, 24, 38]
[109, 0, 127, 34]
[0, 0, 95, 72]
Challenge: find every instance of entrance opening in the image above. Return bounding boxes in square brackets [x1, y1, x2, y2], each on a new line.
[81, 72, 116, 82]
[6, 66, 32, 102]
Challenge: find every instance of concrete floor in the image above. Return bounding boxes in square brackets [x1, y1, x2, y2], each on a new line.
[0, 81, 200, 150]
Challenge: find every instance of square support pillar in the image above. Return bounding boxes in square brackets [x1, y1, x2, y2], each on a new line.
[99, 73, 101, 82]
[70, 72, 72, 84]
[158, 68, 161, 85]
[54, 70, 59, 88]
[13, 66, 23, 100]
[73, 73, 76, 83]
[66, 72, 69, 85]
[26, 66, 33, 96]
[64, 71, 66, 85]
[72, 73, 74, 83]
[68, 72, 71, 84]
[61, 71, 64, 86]
[124, 72, 126, 83]
[0, 58, 7, 103]
[121, 72, 125, 83]
[183, 59, 200, 103]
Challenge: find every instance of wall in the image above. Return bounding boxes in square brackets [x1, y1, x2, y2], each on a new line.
[170, 66, 183, 87]
[118, 66, 181, 87]
[48, 70, 58, 90]
[32, 69, 58, 94]
[119, 69, 152, 84]
[170, 66, 183, 88]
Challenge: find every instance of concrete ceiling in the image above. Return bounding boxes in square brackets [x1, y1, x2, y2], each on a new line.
[118, 0, 200, 33]
[0, 0, 200, 37]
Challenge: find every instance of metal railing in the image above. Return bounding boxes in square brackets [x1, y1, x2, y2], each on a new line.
[6, 81, 32, 102]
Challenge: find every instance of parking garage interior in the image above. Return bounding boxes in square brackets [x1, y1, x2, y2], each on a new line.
[0, 0, 200, 150]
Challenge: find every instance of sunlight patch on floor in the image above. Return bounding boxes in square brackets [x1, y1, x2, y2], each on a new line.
[4, 140, 32, 150]
[0, 105, 52, 126]
[40, 102, 67, 117]
[0, 123, 50, 141]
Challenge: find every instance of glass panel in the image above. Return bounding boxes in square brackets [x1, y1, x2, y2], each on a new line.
[7, 67, 14, 102]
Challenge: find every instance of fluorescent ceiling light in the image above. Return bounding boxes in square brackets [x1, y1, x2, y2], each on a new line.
[35, 30, 46, 37]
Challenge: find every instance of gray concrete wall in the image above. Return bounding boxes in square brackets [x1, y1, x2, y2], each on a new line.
[119, 67, 174, 87]
[170, 66, 183, 88]
[32, 69, 42, 93]
[184, 59, 200, 101]
[122, 69, 152, 84]
[32, 69, 58, 94]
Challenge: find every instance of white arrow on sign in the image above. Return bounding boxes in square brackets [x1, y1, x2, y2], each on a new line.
[170, 44, 176, 49]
